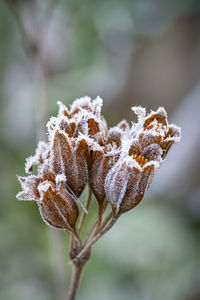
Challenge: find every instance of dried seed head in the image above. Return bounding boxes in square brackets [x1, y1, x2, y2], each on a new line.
[105, 106, 181, 216]
[37, 179, 79, 230]
[17, 99, 181, 228]
[17, 168, 79, 230]
[17, 97, 107, 230]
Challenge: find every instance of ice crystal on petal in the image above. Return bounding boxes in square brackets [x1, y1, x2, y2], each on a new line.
[17, 175, 40, 201]
[25, 141, 49, 174]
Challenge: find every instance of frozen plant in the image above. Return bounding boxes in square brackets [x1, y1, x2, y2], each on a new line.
[17, 97, 181, 300]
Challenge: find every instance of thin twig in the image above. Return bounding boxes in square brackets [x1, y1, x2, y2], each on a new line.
[97, 211, 113, 234]
[94, 200, 108, 234]
[78, 186, 92, 235]
[83, 218, 99, 246]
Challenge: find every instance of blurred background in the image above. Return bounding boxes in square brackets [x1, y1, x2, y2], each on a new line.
[0, 0, 200, 299]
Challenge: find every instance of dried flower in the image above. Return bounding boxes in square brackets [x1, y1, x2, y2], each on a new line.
[17, 97, 107, 230]
[17, 99, 181, 228]
[17, 166, 79, 231]
[105, 106, 181, 216]
[89, 120, 129, 207]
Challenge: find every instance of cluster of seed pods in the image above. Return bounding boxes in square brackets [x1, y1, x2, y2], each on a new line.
[17, 97, 181, 231]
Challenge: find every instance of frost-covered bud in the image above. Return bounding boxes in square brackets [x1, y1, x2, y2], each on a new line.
[51, 130, 90, 197]
[105, 157, 156, 216]
[105, 106, 181, 216]
[37, 178, 79, 229]
[90, 122, 129, 206]
[131, 106, 181, 159]
[17, 172, 79, 230]
[57, 96, 107, 144]
[45, 97, 109, 197]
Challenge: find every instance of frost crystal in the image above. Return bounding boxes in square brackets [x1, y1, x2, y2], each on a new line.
[17, 98, 181, 229]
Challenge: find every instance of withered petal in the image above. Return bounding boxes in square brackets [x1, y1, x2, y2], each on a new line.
[17, 175, 41, 200]
[25, 141, 49, 174]
[143, 108, 167, 128]
[116, 120, 130, 132]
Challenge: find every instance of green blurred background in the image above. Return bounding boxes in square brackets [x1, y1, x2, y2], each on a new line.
[0, 1, 200, 299]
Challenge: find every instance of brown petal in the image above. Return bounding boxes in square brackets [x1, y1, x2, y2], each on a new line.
[116, 120, 130, 132]
[143, 108, 167, 129]
[161, 125, 181, 158]
[88, 118, 100, 136]
[129, 140, 141, 157]
[17, 175, 41, 200]
[59, 120, 76, 137]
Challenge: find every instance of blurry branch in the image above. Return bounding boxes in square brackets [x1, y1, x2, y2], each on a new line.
[4, 0, 60, 56]
[4, 0, 33, 55]
[5, 1, 68, 299]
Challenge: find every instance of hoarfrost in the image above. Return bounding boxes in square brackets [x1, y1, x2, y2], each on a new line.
[38, 181, 52, 202]
[25, 141, 49, 174]
[17, 175, 40, 201]
[56, 174, 66, 186]
[131, 106, 146, 120]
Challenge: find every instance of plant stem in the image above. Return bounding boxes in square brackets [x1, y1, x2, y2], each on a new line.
[78, 186, 92, 235]
[67, 263, 85, 300]
[98, 211, 113, 233]
[94, 200, 108, 234]
[83, 218, 99, 246]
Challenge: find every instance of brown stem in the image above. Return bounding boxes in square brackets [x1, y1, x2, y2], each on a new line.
[83, 218, 99, 246]
[78, 187, 92, 235]
[94, 200, 108, 234]
[98, 211, 113, 233]
[67, 263, 85, 300]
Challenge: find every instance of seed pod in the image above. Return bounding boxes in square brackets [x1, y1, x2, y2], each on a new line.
[38, 180, 79, 230]
[105, 158, 156, 216]
[17, 173, 79, 231]
[90, 151, 113, 205]
[52, 130, 89, 197]
[89, 126, 124, 206]
[132, 106, 181, 159]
